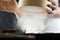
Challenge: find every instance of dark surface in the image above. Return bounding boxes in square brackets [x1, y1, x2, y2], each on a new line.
[0, 33, 35, 40]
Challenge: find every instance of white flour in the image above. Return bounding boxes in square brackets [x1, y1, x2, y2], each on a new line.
[17, 6, 47, 33]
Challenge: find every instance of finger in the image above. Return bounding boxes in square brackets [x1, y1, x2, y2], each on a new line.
[48, 0, 58, 6]
[47, 4, 57, 10]
[46, 1, 56, 11]
[46, 8, 54, 15]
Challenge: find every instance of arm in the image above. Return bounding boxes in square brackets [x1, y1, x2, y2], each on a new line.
[0, 0, 21, 17]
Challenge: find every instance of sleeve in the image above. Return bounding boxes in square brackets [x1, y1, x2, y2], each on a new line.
[0, 11, 17, 30]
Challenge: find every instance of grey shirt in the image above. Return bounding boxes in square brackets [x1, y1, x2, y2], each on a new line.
[0, 11, 17, 30]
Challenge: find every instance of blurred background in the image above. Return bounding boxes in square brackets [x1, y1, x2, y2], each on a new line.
[0, 0, 60, 40]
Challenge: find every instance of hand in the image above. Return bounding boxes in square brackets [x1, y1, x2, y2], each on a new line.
[48, 0, 60, 16]
[47, 0, 58, 15]
[0, 0, 19, 12]
[0, 0, 21, 16]
[52, 7, 60, 16]
[47, 0, 58, 11]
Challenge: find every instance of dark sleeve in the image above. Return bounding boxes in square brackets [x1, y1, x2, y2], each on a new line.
[0, 11, 17, 30]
